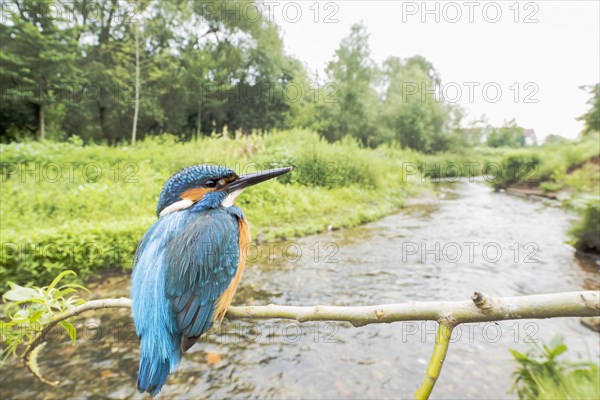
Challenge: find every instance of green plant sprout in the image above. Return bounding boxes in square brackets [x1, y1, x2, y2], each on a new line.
[0, 270, 90, 363]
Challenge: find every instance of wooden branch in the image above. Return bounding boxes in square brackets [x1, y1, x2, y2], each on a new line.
[20, 291, 600, 399]
[225, 291, 600, 326]
[415, 322, 454, 400]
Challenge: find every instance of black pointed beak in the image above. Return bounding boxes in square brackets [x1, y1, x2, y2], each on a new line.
[222, 167, 292, 193]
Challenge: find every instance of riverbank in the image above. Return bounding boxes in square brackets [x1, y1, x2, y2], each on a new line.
[491, 138, 600, 255]
[2, 131, 434, 290]
[2, 131, 597, 290]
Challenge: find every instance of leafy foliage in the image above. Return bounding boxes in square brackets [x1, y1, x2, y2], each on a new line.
[0, 130, 430, 290]
[312, 23, 461, 152]
[491, 137, 599, 191]
[490, 150, 541, 190]
[380, 55, 459, 153]
[510, 335, 599, 400]
[484, 137, 599, 253]
[578, 83, 600, 136]
[569, 195, 600, 253]
[486, 120, 526, 148]
[0, 270, 89, 363]
[315, 23, 381, 147]
[1, 0, 306, 143]
[2, 8, 467, 152]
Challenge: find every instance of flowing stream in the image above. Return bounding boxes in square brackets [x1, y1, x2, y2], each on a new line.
[2, 181, 598, 399]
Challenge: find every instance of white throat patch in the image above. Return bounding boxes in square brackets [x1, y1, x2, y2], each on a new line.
[221, 189, 244, 207]
[159, 189, 243, 216]
[159, 199, 194, 217]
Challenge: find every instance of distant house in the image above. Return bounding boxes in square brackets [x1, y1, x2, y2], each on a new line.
[523, 129, 537, 146]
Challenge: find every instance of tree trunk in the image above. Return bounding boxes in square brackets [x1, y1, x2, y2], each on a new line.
[99, 0, 117, 47]
[38, 103, 45, 140]
[195, 101, 201, 141]
[131, 23, 140, 145]
[98, 104, 108, 143]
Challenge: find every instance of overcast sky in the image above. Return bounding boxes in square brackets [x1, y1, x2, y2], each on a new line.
[268, 0, 599, 140]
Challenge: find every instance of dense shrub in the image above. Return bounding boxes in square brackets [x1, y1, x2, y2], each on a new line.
[569, 196, 600, 253]
[491, 150, 541, 190]
[490, 138, 599, 191]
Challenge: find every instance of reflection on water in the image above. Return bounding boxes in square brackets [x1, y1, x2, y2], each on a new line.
[1, 182, 598, 399]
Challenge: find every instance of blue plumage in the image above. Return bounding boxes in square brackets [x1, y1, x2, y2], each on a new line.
[131, 211, 191, 395]
[131, 164, 291, 396]
[131, 206, 242, 395]
[156, 165, 235, 216]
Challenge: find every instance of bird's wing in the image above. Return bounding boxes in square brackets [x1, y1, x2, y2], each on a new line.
[164, 209, 240, 350]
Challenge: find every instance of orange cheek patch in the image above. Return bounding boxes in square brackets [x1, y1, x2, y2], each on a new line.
[181, 187, 213, 202]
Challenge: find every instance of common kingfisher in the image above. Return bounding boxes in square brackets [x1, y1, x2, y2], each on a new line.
[130, 164, 291, 396]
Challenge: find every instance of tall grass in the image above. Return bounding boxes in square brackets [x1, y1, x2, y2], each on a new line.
[3, 131, 597, 289]
[0, 130, 425, 290]
[491, 137, 599, 191]
[510, 335, 599, 400]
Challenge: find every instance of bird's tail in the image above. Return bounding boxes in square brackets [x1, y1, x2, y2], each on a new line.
[134, 297, 182, 396]
[131, 213, 189, 396]
[137, 345, 180, 396]
[132, 240, 182, 396]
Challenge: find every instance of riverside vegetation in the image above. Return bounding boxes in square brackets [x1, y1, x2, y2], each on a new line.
[1, 132, 598, 400]
[490, 135, 600, 254]
[510, 335, 599, 400]
[1, 130, 598, 292]
[1, 130, 425, 290]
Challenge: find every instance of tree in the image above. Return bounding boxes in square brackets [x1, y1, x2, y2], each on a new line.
[381, 56, 454, 153]
[0, 0, 78, 140]
[544, 134, 570, 144]
[316, 23, 381, 146]
[1, 0, 308, 143]
[486, 119, 526, 148]
[578, 83, 600, 136]
[131, 20, 140, 145]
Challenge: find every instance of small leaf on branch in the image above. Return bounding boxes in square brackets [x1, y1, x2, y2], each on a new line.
[3, 283, 38, 302]
[60, 321, 77, 344]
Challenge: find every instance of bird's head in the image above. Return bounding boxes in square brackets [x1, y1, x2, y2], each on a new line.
[156, 164, 291, 217]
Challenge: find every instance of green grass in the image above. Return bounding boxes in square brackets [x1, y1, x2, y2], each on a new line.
[0, 130, 427, 290]
[491, 137, 599, 191]
[3, 131, 596, 289]
[530, 366, 600, 400]
[414, 145, 505, 180]
[511, 335, 599, 400]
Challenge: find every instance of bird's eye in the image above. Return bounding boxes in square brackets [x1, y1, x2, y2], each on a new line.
[204, 180, 217, 188]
